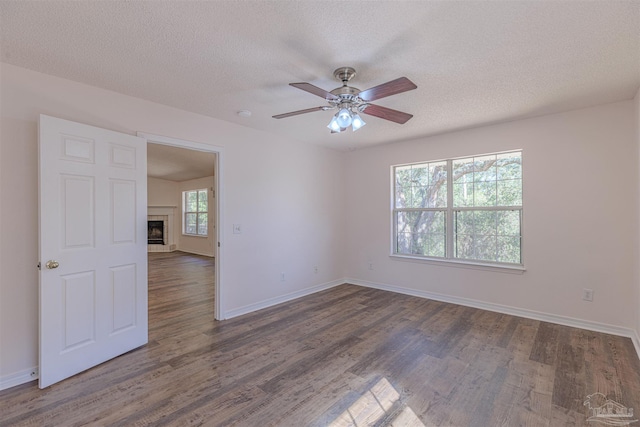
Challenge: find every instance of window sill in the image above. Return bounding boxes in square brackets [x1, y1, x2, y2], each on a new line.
[182, 234, 209, 238]
[389, 254, 525, 274]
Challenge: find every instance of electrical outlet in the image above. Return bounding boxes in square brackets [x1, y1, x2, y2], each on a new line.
[233, 224, 242, 234]
[280, 272, 285, 282]
[583, 288, 594, 302]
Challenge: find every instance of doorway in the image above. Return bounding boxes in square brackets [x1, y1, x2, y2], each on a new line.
[139, 132, 223, 320]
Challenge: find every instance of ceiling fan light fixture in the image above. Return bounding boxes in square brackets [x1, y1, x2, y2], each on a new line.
[336, 108, 353, 128]
[351, 113, 366, 131]
[327, 115, 342, 132]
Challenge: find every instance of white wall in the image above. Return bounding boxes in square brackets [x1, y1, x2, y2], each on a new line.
[635, 87, 640, 343]
[178, 176, 215, 257]
[148, 176, 179, 207]
[344, 100, 638, 330]
[0, 63, 346, 384]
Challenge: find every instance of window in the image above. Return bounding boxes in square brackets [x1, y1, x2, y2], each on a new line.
[393, 151, 522, 266]
[183, 189, 208, 236]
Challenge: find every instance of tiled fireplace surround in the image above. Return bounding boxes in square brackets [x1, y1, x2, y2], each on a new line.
[148, 206, 177, 252]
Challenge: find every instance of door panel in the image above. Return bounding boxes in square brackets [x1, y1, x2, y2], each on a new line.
[39, 114, 147, 388]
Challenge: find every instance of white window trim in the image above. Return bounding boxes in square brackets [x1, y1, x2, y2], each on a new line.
[389, 253, 526, 274]
[182, 188, 209, 237]
[390, 150, 524, 270]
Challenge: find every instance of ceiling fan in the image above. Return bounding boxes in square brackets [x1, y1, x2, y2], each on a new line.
[273, 67, 417, 133]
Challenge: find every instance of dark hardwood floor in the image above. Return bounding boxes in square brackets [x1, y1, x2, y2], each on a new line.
[1, 251, 640, 426]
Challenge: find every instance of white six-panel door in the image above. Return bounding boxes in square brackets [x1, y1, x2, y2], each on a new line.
[38, 115, 148, 388]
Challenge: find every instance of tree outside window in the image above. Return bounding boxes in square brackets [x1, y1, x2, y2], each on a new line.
[393, 151, 522, 266]
[183, 189, 208, 236]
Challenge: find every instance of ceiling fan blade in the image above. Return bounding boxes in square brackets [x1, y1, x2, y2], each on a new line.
[357, 77, 417, 102]
[361, 104, 413, 124]
[272, 106, 329, 119]
[290, 83, 340, 100]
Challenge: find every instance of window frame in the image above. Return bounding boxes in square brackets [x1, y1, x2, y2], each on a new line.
[182, 188, 209, 237]
[390, 150, 524, 271]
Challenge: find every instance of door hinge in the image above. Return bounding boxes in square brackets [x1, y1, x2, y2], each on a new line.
[37, 262, 41, 270]
[217, 242, 220, 247]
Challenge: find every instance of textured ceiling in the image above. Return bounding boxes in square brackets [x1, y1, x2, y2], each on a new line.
[1, 1, 639, 150]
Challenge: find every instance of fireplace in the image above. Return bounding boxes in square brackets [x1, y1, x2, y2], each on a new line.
[148, 220, 165, 245]
[148, 207, 176, 253]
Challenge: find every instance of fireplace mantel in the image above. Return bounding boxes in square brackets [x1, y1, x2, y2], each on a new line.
[148, 206, 177, 215]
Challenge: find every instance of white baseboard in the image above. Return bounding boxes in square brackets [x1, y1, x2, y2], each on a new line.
[0, 367, 38, 391]
[632, 329, 640, 361]
[177, 248, 214, 257]
[224, 279, 344, 320]
[346, 277, 640, 360]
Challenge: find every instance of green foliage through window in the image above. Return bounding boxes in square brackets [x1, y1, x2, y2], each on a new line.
[393, 151, 522, 266]
[183, 189, 208, 236]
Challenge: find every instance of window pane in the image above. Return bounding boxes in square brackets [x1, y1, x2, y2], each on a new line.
[496, 152, 522, 180]
[426, 233, 445, 257]
[411, 164, 429, 186]
[396, 211, 429, 234]
[395, 185, 410, 208]
[427, 211, 446, 234]
[430, 184, 447, 208]
[186, 191, 198, 212]
[411, 186, 428, 208]
[430, 162, 447, 184]
[395, 211, 445, 256]
[497, 236, 521, 263]
[497, 179, 522, 206]
[197, 213, 208, 235]
[198, 190, 208, 212]
[455, 210, 473, 235]
[395, 165, 412, 187]
[455, 233, 474, 259]
[497, 210, 521, 236]
[455, 209, 521, 264]
[453, 158, 474, 184]
[410, 233, 427, 255]
[474, 210, 497, 236]
[185, 213, 197, 234]
[397, 232, 412, 254]
[396, 211, 415, 234]
[475, 235, 497, 262]
[473, 155, 497, 182]
[474, 181, 497, 206]
[453, 182, 473, 207]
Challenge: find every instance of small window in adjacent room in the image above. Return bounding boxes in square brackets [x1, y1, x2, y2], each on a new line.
[183, 189, 208, 236]
[392, 150, 523, 267]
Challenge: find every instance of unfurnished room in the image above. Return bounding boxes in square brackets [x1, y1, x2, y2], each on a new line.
[1, 1, 640, 426]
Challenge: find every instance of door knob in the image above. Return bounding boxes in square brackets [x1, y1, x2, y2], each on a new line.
[45, 260, 60, 269]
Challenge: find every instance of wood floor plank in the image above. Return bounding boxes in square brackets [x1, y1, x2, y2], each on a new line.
[1, 251, 640, 426]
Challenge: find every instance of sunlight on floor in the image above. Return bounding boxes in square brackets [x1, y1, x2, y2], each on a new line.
[328, 377, 426, 427]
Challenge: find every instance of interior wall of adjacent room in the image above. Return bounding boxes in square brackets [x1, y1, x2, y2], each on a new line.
[178, 176, 215, 257]
[0, 63, 346, 383]
[148, 176, 180, 247]
[344, 100, 639, 330]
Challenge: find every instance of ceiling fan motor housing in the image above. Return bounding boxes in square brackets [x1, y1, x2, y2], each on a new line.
[333, 66, 356, 84]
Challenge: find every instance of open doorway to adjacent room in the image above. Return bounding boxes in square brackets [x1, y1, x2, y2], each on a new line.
[143, 134, 222, 325]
